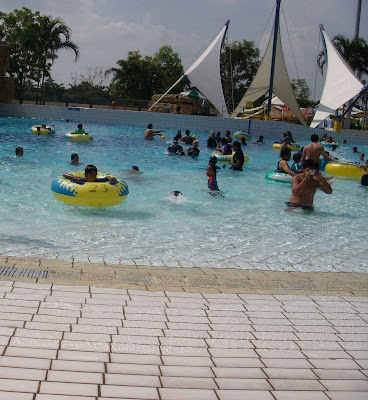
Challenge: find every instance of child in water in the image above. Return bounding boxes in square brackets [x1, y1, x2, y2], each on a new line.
[63, 165, 116, 184]
[291, 153, 303, 174]
[74, 123, 87, 135]
[206, 164, 220, 191]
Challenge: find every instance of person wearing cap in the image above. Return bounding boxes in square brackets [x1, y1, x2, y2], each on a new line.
[186, 140, 200, 157]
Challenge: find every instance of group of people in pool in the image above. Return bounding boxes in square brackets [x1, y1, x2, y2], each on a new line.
[207, 130, 264, 150]
[15, 124, 366, 208]
[144, 124, 246, 194]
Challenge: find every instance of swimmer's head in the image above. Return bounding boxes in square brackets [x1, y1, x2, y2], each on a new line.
[85, 164, 98, 182]
[77, 123, 83, 129]
[193, 140, 199, 148]
[206, 164, 216, 177]
[71, 153, 79, 163]
[15, 147, 24, 156]
[311, 134, 319, 143]
[131, 166, 139, 171]
[209, 156, 217, 166]
[293, 153, 302, 163]
[232, 141, 241, 150]
[302, 159, 316, 170]
[172, 191, 182, 197]
[280, 146, 291, 159]
[147, 123, 153, 129]
[185, 129, 190, 135]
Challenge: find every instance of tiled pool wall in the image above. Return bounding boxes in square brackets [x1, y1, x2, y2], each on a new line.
[1, 103, 368, 144]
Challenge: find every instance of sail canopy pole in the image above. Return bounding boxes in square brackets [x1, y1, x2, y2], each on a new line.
[267, 0, 282, 117]
[148, 21, 230, 117]
[231, 1, 305, 124]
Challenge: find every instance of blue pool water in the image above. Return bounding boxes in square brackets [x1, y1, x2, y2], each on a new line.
[0, 117, 367, 272]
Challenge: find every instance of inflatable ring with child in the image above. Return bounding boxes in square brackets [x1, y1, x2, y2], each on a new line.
[51, 172, 129, 207]
[272, 143, 300, 151]
[65, 132, 93, 142]
[321, 141, 340, 148]
[234, 131, 251, 140]
[211, 151, 249, 165]
[31, 125, 55, 135]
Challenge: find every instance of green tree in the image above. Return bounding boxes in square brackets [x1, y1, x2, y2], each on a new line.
[107, 51, 156, 100]
[35, 15, 79, 104]
[220, 39, 261, 113]
[317, 35, 368, 79]
[152, 45, 183, 93]
[0, 8, 40, 103]
[107, 46, 183, 100]
[291, 78, 314, 108]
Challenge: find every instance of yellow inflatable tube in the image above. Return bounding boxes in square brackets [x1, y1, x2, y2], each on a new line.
[273, 143, 299, 151]
[234, 131, 251, 140]
[51, 172, 129, 207]
[65, 132, 93, 142]
[31, 125, 55, 135]
[325, 162, 365, 178]
[211, 151, 248, 164]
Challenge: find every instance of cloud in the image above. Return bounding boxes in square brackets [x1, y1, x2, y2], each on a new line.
[2, 0, 367, 95]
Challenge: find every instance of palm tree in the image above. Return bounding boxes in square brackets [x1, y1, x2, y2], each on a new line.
[317, 34, 368, 78]
[36, 15, 79, 103]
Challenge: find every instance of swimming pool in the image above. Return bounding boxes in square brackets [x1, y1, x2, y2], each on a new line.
[1, 117, 367, 273]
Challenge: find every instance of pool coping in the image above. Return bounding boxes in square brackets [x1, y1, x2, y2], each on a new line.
[1, 256, 367, 297]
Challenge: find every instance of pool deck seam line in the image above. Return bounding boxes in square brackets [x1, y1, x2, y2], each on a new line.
[0, 256, 367, 296]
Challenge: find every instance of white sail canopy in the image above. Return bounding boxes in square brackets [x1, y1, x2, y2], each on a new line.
[184, 22, 229, 117]
[148, 22, 229, 117]
[231, 25, 305, 125]
[310, 28, 364, 128]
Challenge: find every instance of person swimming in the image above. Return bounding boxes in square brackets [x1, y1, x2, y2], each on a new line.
[15, 147, 24, 157]
[74, 123, 87, 135]
[276, 147, 297, 176]
[63, 165, 117, 184]
[70, 153, 80, 165]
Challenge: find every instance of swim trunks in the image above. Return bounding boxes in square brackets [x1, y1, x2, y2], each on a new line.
[361, 174, 368, 186]
[285, 201, 314, 210]
[208, 176, 219, 191]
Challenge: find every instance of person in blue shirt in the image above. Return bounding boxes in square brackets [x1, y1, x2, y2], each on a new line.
[206, 164, 220, 191]
[291, 153, 303, 174]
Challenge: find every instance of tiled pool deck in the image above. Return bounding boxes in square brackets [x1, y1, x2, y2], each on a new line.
[0, 256, 367, 399]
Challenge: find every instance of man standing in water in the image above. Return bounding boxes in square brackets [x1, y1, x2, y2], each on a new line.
[286, 160, 332, 210]
[144, 124, 165, 140]
[301, 134, 334, 169]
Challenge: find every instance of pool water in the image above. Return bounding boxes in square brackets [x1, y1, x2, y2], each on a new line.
[0, 117, 367, 272]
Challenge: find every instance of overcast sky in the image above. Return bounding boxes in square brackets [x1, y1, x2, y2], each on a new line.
[2, 0, 368, 100]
